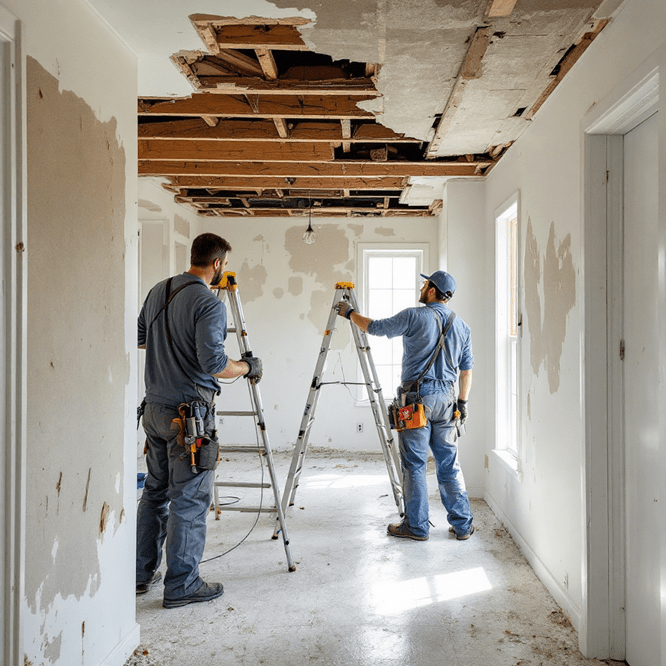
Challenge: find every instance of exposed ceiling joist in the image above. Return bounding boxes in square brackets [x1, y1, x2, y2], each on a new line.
[137, 7, 612, 217]
[138, 119, 419, 143]
[138, 160, 493, 178]
[138, 94, 379, 119]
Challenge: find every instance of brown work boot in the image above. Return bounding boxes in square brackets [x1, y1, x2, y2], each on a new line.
[387, 521, 428, 541]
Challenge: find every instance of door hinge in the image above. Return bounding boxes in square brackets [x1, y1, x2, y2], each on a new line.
[619, 339, 625, 360]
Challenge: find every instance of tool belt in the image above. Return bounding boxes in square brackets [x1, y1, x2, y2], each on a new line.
[389, 309, 457, 432]
[170, 400, 220, 472]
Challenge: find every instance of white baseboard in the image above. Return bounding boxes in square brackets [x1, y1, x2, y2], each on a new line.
[484, 491, 582, 632]
[100, 623, 141, 666]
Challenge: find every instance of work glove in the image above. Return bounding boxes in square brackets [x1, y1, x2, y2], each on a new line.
[336, 302, 355, 319]
[456, 399, 468, 425]
[243, 356, 263, 383]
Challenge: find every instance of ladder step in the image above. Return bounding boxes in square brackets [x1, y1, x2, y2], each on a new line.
[217, 410, 258, 417]
[216, 505, 276, 513]
[215, 481, 272, 489]
[220, 445, 266, 454]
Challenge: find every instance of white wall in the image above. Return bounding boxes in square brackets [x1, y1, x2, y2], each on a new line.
[443, 181, 489, 499]
[478, 0, 666, 654]
[4, 0, 140, 663]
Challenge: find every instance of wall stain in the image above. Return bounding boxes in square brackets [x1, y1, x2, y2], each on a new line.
[284, 224, 352, 331]
[99, 502, 111, 538]
[523, 218, 576, 394]
[82, 468, 91, 512]
[374, 226, 396, 236]
[348, 223, 364, 237]
[288, 276, 303, 296]
[55, 472, 62, 497]
[236, 260, 268, 303]
[42, 631, 62, 663]
[273, 287, 284, 299]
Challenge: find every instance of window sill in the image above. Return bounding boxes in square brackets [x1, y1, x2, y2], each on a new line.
[492, 449, 523, 482]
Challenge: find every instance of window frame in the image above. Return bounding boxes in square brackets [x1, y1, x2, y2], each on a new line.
[493, 193, 523, 479]
[355, 242, 430, 404]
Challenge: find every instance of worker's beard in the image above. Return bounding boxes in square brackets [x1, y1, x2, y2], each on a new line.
[419, 291, 428, 304]
[211, 266, 224, 287]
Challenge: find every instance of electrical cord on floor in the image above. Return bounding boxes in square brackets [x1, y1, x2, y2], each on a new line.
[200, 406, 266, 564]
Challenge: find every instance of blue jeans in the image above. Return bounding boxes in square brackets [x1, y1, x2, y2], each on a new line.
[398, 390, 473, 538]
[136, 402, 215, 598]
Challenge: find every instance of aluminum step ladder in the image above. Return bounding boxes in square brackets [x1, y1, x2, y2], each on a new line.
[275, 282, 404, 537]
[212, 272, 295, 572]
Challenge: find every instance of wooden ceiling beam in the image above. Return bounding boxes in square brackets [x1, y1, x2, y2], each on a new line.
[485, 0, 518, 17]
[140, 160, 490, 178]
[194, 76, 379, 96]
[139, 139, 335, 163]
[211, 24, 308, 51]
[215, 49, 264, 77]
[165, 176, 407, 190]
[198, 208, 433, 217]
[427, 26, 493, 157]
[138, 94, 377, 120]
[138, 119, 418, 143]
[255, 48, 279, 80]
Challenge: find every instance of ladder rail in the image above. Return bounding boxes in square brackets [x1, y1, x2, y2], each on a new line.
[213, 281, 296, 572]
[279, 290, 344, 521]
[276, 284, 405, 536]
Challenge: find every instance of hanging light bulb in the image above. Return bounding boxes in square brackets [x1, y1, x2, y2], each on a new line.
[302, 201, 316, 245]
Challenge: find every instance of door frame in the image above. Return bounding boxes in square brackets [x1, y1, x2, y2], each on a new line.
[581, 56, 660, 659]
[0, 6, 27, 666]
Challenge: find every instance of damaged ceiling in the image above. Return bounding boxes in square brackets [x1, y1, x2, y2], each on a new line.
[127, 0, 615, 217]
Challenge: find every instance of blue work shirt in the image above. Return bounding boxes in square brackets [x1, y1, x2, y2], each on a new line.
[367, 302, 473, 395]
[138, 273, 229, 406]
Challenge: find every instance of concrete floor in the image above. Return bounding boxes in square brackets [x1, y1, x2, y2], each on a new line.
[128, 452, 610, 666]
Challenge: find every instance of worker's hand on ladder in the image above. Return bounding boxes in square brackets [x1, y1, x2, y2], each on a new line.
[244, 356, 263, 383]
[336, 302, 354, 319]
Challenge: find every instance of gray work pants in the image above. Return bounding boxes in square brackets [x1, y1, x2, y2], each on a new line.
[136, 402, 214, 598]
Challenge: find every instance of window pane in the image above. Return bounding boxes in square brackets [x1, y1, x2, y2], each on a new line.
[368, 256, 392, 289]
[393, 289, 415, 312]
[392, 256, 416, 288]
[363, 248, 423, 401]
[368, 289, 393, 319]
[370, 336, 391, 362]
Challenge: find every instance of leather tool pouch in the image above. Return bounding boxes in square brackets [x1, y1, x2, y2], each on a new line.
[196, 433, 220, 471]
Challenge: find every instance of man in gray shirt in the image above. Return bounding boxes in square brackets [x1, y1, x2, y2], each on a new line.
[136, 233, 262, 608]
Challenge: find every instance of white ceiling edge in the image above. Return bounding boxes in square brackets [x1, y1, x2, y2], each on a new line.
[86, 0, 315, 97]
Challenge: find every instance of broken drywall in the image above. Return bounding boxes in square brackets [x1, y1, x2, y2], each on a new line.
[26, 56, 128, 622]
[523, 218, 576, 393]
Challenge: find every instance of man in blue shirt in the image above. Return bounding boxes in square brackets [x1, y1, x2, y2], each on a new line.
[337, 270, 474, 541]
[136, 233, 262, 607]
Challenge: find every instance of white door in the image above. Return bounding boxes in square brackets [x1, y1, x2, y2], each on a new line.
[623, 111, 660, 666]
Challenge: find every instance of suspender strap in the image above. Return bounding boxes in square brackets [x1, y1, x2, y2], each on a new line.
[403, 309, 457, 395]
[149, 278, 215, 407]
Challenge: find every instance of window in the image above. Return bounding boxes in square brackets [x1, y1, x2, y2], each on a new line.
[358, 244, 427, 399]
[495, 196, 520, 468]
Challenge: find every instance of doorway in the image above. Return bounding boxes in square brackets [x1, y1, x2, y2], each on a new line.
[621, 111, 660, 666]
[582, 63, 660, 661]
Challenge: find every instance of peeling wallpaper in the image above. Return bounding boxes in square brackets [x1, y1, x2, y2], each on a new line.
[524, 218, 576, 393]
[26, 56, 128, 631]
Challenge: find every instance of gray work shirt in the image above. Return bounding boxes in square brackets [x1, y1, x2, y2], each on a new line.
[367, 302, 473, 395]
[138, 273, 229, 406]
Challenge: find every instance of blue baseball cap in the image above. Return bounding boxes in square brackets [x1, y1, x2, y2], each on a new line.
[420, 270, 456, 297]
